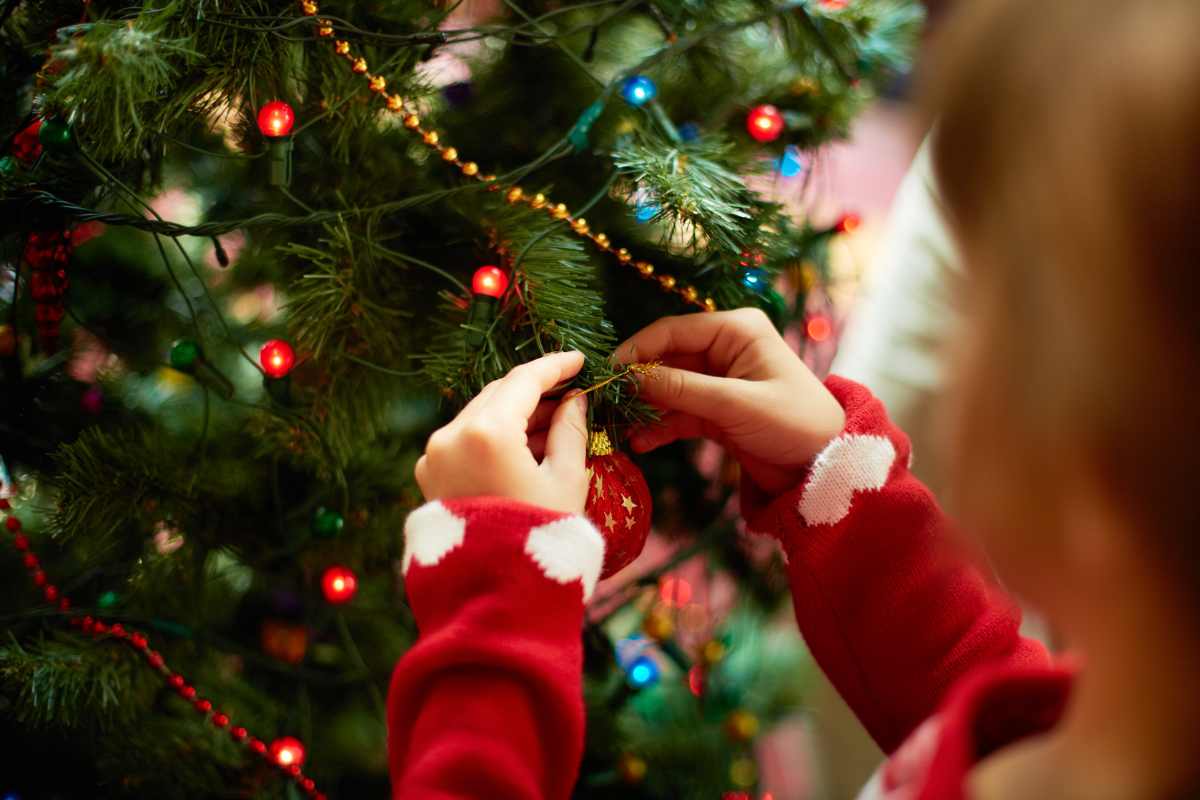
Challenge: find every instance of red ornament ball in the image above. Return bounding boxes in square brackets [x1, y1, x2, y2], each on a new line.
[584, 431, 651, 578]
[746, 104, 785, 143]
[269, 736, 306, 767]
[257, 101, 296, 138]
[259, 339, 296, 378]
[471, 265, 509, 298]
[321, 565, 358, 604]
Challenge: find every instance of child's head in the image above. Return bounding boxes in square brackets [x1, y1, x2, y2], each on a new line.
[929, 0, 1200, 621]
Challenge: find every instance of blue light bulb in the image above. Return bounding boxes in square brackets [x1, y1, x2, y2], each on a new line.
[635, 202, 659, 223]
[626, 655, 660, 688]
[777, 145, 805, 178]
[742, 268, 769, 292]
[678, 122, 700, 142]
[621, 75, 658, 107]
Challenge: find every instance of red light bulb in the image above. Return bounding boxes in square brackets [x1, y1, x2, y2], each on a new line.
[269, 736, 306, 767]
[746, 104, 785, 143]
[321, 565, 358, 604]
[835, 212, 861, 234]
[471, 265, 509, 299]
[257, 101, 296, 139]
[259, 339, 295, 379]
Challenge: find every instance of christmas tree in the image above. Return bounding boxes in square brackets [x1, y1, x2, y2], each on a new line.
[0, 0, 920, 796]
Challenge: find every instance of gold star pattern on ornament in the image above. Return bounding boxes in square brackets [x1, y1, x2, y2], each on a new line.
[294, 0, 716, 312]
[603, 512, 617, 531]
[593, 473, 606, 499]
[624, 515, 636, 530]
[620, 494, 637, 513]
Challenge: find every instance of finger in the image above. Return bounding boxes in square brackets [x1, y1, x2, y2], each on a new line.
[456, 378, 503, 422]
[629, 412, 713, 453]
[527, 430, 549, 461]
[526, 398, 559, 433]
[414, 455, 430, 495]
[485, 351, 586, 422]
[634, 364, 740, 418]
[542, 391, 588, 477]
[658, 352, 712, 375]
[614, 308, 770, 366]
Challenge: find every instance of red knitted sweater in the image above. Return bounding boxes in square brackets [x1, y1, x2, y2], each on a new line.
[387, 377, 1067, 799]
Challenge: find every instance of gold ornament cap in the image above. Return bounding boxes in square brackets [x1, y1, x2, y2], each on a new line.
[588, 429, 614, 457]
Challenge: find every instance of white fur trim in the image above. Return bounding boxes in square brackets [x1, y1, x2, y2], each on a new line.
[524, 516, 605, 601]
[402, 501, 467, 573]
[798, 434, 896, 526]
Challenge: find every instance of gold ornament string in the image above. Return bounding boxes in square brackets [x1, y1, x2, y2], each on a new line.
[295, 0, 716, 313]
[573, 360, 662, 399]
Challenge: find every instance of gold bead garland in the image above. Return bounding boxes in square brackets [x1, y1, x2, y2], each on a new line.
[298, 0, 715, 312]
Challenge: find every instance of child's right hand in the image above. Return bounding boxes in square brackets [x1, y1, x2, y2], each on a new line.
[616, 309, 845, 495]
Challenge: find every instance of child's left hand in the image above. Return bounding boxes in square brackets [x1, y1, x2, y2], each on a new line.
[414, 351, 590, 514]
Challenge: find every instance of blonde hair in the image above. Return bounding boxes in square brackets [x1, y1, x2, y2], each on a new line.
[928, 0, 1200, 594]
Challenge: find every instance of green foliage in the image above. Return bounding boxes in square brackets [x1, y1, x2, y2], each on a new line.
[44, 21, 197, 162]
[0, 633, 156, 730]
[613, 133, 765, 257]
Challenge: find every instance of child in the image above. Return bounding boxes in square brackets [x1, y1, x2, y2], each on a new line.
[389, 0, 1200, 797]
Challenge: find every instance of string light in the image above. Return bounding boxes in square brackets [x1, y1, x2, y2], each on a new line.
[806, 315, 833, 343]
[747, 104, 785, 143]
[742, 268, 769, 292]
[257, 101, 296, 187]
[465, 266, 509, 346]
[777, 145, 805, 177]
[269, 736, 306, 768]
[626, 655, 660, 688]
[321, 565, 358, 604]
[299, 1, 715, 312]
[835, 212, 861, 234]
[658, 576, 692, 607]
[257, 101, 296, 138]
[621, 75, 658, 106]
[259, 339, 296, 379]
[471, 265, 509, 298]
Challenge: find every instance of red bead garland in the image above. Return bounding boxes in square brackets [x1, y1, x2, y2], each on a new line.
[0, 500, 326, 799]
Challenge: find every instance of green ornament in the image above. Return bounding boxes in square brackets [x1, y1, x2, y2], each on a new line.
[0, 155, 16, 176]
[38, 119, 74, 152]
[97, 590, 120, 609]
[311, 507, 345, 538]
[169, 339, 201, 371]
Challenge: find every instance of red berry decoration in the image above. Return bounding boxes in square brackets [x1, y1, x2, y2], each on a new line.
[584, 430, 651, 578]
[746, 104, 785, 143]
[22, 228, 75, 353]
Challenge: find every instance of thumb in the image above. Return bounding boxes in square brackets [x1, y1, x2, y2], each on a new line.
[542, 391, 588, 477]
[635, 365, 738, 419]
